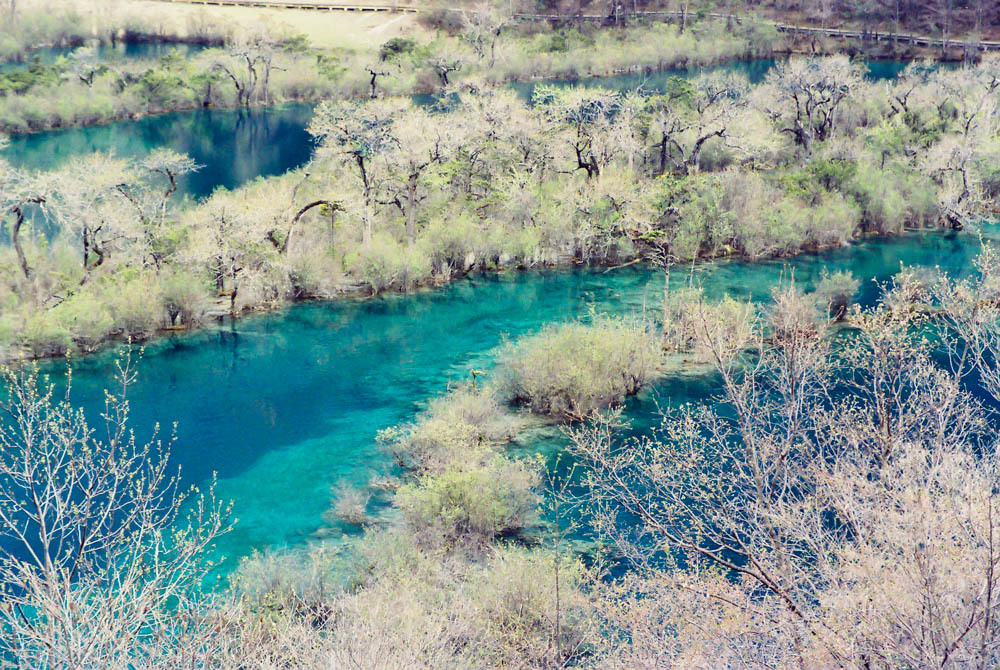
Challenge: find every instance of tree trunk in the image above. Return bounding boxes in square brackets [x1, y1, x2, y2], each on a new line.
[10, 206, 31, 279]
[282, 200, 339, 254]
[362, 206, 373, 248]
[82, 228, 90, 270]
[406, 172, 418, 244]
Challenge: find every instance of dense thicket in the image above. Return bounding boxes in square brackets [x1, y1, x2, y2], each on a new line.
[0, 2, 776, 133]
[2, 55, 998, 360]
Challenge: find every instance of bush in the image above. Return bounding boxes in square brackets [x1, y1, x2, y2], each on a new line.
[329, 480, 371, 526]
[848, 162, 938, 233]
[419, 214, 482, 277]
[465, 547, 593, 668]
[499, 317, 662, 419]
[352, 234, 432, 294]
[394, 455, 541, 546]
[814, 269, 860, 321]
[104, 274, 163, 337]
[49, 292, 114, 350]
[159, 269, 211, 327]
[379, 37, 417, 63]
[380, 386, 519, 474]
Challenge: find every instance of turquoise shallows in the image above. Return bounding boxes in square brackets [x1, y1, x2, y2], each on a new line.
[33, 227, 992, 576]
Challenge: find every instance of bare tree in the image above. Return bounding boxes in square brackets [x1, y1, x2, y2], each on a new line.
[461, 2, 512, 68]
[212, 31, 280, 107]
[572, 270, 1000, 668]
[757, 55, 864, 155]
[644, 72, 750, 175]
[66, 46, 102, 88]
[364, 66, 390, 100]
[0, 137, 45, 280]
[48, 153, 135, 277]
[386, 108, 457, 243]
[534, 86, 636, 180]
[0, 354, 232, 668]
[309, 99, 404, 248]
[115, 149, 201, 270]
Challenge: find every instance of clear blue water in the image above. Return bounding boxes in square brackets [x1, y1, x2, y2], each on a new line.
[2, 104, 317, 201]
[28, 227, 993, 578]
[0, 42, 210, 71]
[507, 57, 915, 100]
[2, 59, 914, 201]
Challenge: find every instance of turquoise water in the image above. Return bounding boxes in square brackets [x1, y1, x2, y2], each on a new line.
[2, 59, 914, 200]
[32, 227, 992, 576]
[508, 57, 915, 99]
[2, 104, 317, 200]
[3, 48, 976, 576]
[0, 42, 210, 71]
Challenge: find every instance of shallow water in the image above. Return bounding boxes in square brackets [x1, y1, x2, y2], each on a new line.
[507, 57, 915, 100]
[27, 226, 993, 578]
[3, 104, 317, 200]
[0, 42, 210, 71]
[2, 58, 915, 200]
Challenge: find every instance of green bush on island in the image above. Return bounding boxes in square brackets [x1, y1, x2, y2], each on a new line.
[380, 385, 519, 473]
[500, 317, 662, 418]
[395, 455, 542, 545]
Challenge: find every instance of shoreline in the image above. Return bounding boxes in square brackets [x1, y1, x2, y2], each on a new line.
[0, 27, 970, 137]
[1, 225, 958, 366]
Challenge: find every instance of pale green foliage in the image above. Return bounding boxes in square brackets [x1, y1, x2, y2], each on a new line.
[380, 385, 520, 474]
[4, 54, 998, 368]
[329, 480, 371, 526]
[229, 540, 592, 668]
[848, 162, 939, 233]
[349, 233, 432, 294]
[500, 316, 662, 418]
[395, 454, 541, 545]
[814, 269, 860, 320]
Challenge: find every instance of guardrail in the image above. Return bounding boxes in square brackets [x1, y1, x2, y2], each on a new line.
[156, 0, 419, 11]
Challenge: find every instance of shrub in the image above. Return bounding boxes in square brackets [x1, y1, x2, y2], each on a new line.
[159, 269, 211, 327]
[662, 285, 706, 352]
[380, 386, 519, 474]
[814, 269, 860, 321]
[379, 37, 417, 62]
[105, 274, 163, 337]
[329, 480, 371, 526]
[394, 455, 541, 546]
[49, 292, 113, 350]
[848, 162, 938, 233]
[500, 317, 662, 419]
[353, 234, 432, 294]
[420, 214, 482, 277]
[465, 547, 594, 668]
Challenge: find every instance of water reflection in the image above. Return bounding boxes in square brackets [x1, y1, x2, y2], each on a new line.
[0, 58, 924, 201]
